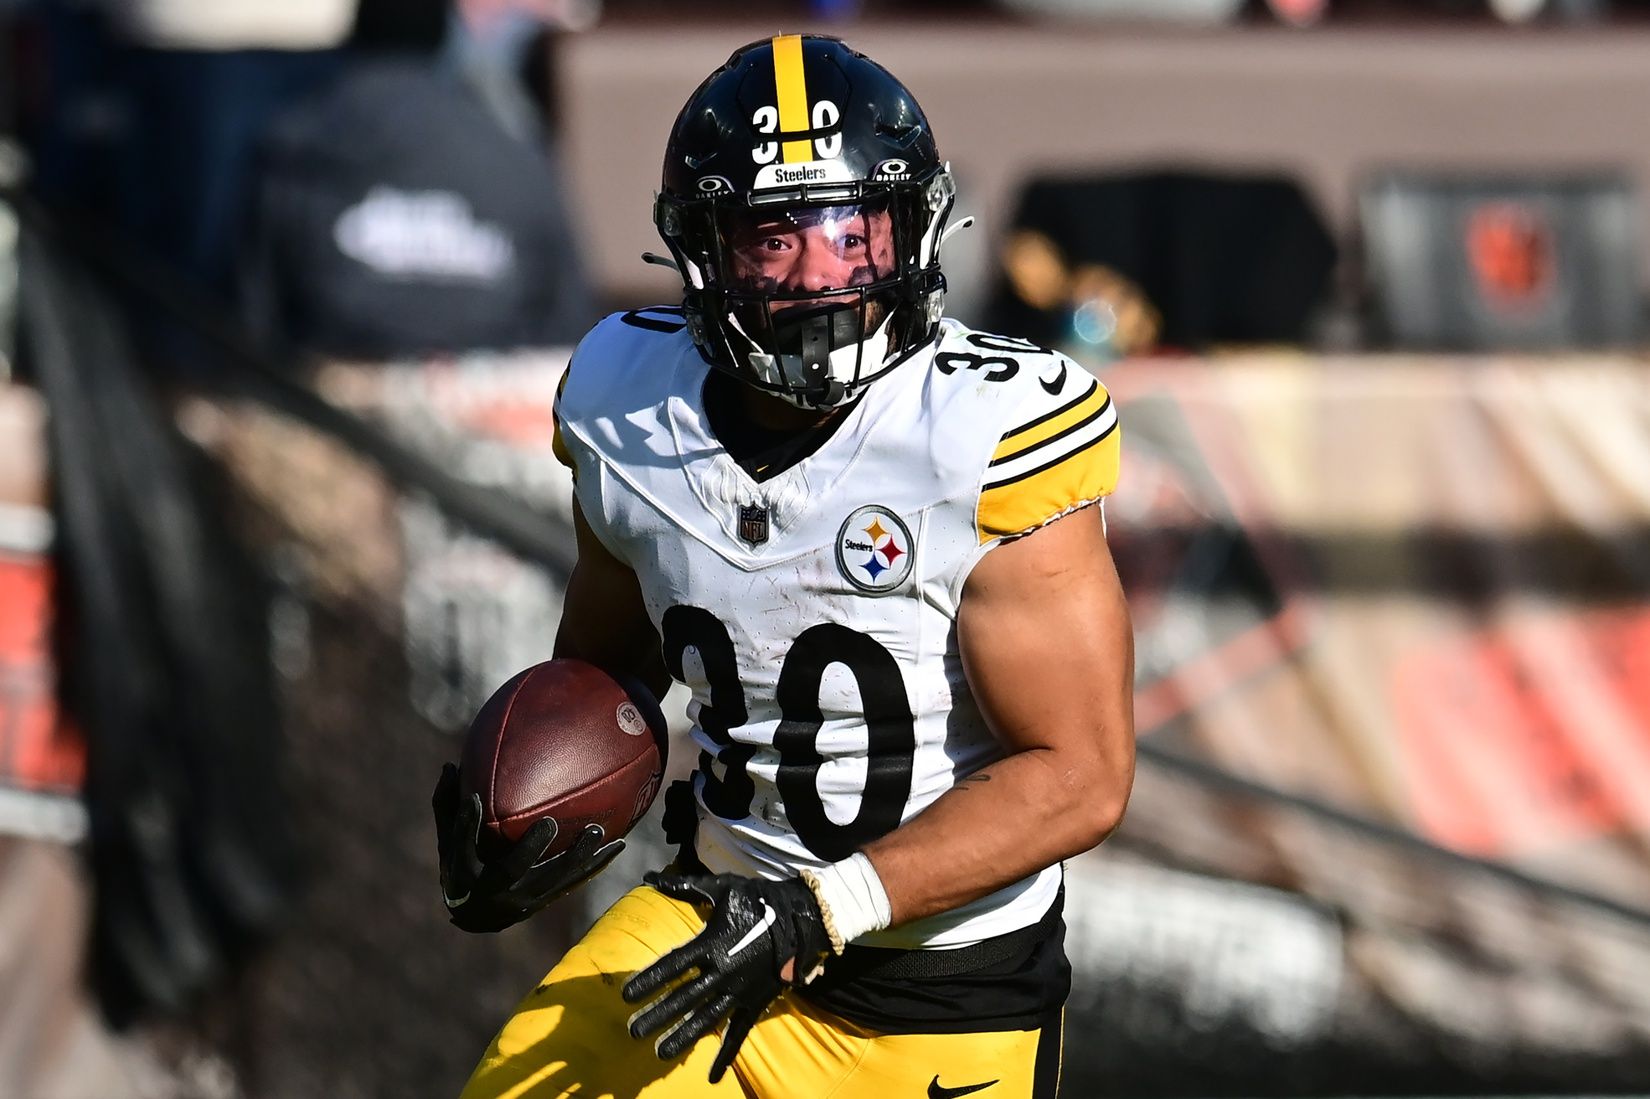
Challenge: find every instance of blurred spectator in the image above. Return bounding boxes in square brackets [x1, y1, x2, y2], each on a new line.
[1490, 0, 1610, 20]
[349, 0, 448, 52]
[995, 0, 1244, 23]
[444, 0, 600, 142]
[29, 0, 352, 300]
[988, 170, 1337, 361]
[100, 0, 354, 49]
[1267, 0, 1329, 25]
[240, 1, 596, 359]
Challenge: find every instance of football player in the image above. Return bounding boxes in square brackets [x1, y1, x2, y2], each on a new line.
[433, 33, 1135, 1098]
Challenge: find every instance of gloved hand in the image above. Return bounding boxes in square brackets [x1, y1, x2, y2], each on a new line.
[622, 870, 832, 1083]
[432, 762, 624, 933]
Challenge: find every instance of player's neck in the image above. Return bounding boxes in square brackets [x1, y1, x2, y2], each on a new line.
[701, 371, 856, 483]
[737, 385, 845, 434]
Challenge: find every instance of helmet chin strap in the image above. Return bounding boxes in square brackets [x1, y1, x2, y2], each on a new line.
[728, 306, 895, 409]
[778, 303, 863, 387]
[781, 307, 892, 409]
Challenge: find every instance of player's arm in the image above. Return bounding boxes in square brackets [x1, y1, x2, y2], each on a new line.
[626, 375, 1130, 1080]
[864, 502, 1135, 924]
[624, 505, 1132, 1079]
[552, 500, 670, 699]
[433, 496, 667, 933]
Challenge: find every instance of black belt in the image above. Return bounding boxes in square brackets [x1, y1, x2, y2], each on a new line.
[831, 911, 1054, 980]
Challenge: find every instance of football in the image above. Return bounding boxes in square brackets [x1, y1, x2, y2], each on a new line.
[459, 659, 666, 858]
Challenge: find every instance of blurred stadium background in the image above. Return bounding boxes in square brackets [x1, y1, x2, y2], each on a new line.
[2, 1, 1650, 1097]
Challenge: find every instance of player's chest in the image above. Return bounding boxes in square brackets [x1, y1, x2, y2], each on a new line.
[623, 502, 944, 705]
[635, 513, 925, 643]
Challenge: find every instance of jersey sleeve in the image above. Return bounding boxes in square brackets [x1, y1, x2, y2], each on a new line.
[976, 367, 1119, 543]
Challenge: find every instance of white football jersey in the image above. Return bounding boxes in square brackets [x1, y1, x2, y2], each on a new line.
[554, 309, 1120, 948]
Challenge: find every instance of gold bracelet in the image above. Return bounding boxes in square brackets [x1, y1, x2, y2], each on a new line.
[799, 869, 846, 956]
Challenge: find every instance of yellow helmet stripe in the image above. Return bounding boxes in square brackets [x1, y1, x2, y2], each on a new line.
[771, 34, 813, 164]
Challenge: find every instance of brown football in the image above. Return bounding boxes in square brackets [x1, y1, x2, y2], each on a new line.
[459, 659, 666, 858]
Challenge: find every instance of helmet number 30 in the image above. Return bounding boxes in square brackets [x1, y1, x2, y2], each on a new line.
[750, 100, 842, 165]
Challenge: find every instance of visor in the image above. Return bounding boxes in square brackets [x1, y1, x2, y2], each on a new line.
[654, 173, 953, 409]
[714, 199, 898, 296]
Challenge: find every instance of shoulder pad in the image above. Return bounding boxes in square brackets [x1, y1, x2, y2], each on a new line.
[554, 307, 697, 472]
[928, 326, 1118, 544]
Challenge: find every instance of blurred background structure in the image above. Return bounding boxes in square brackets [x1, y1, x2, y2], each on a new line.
[2, 1, 1650, 1097]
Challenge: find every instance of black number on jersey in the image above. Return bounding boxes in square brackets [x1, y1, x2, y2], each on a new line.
[774, 624, 915, 862]
[661, 606, 757, 820]
[935, 351, 1019, 382]
[662, 607, 915, 860]
[620, 307, 688, 334]
[965, 332, 1047, 355]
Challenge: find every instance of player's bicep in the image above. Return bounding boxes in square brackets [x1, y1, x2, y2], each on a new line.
[554, 500, 668, 697]
[957, 506, 1134, 810]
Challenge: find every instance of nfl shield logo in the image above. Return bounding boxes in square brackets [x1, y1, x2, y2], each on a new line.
[738, 504, 770, 545]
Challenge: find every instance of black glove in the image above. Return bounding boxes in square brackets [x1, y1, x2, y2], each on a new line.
[660, 779, 699, 849]
[431, 762, 624, 933]
[622, 870, 832, 1083]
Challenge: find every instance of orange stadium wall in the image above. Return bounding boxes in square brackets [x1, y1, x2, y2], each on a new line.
[0, 382, 84, 833]
[1105, 355, 1650, 888]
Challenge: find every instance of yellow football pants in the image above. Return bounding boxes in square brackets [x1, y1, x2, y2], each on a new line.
[460, 884, 1063, 1099]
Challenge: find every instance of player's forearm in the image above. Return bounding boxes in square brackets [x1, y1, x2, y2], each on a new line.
[861, 738, 1131, 927]
[860, 506, 1135, 929]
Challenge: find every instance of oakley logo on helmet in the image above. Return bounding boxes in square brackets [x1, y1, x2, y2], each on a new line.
[873, 158, 911, 181]
[695, 176, 732, 195]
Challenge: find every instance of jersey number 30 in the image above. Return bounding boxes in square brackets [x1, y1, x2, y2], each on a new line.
[662, 605, 914, 862]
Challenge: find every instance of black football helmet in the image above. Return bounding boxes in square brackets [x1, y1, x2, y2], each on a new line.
[655, 35, 956, 409]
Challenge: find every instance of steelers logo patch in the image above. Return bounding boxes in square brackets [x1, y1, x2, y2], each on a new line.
[835, 505, 915, 594]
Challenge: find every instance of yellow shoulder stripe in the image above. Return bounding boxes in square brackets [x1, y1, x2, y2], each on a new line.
[978, 426, 1120, 543]
[993, 379, 1109, 465]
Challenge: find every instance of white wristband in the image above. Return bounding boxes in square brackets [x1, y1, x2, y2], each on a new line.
[806, 852, 892, 947]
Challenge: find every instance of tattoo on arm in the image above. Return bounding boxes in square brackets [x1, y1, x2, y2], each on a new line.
[956, 772, 992, 790]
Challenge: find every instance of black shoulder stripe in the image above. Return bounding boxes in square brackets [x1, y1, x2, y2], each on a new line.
[988, 394, 1114, 469]
[998, 378, 1101, 445]
[983, 418, 1119, 491]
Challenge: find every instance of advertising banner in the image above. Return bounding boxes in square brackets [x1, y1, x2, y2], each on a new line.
[0, 384, 84, 843]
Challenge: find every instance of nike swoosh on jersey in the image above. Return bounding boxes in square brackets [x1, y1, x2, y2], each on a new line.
[1038, 360, 1067, 395]
[928, 1076, 999, 1098]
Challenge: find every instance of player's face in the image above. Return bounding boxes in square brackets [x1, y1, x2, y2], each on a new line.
[722, 204, 897, 299]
